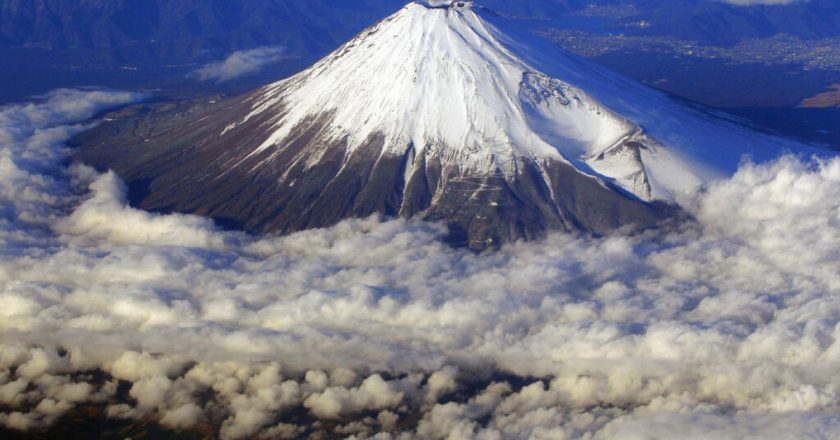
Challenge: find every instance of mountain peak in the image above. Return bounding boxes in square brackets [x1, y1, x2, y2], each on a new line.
[75, 2, 816, 249]
[242, 0, 659, 199]
[415, 1, 475, 10]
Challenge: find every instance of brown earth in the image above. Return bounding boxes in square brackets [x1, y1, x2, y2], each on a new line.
[800, 84, 840, 108]
[70, 94, 680, 251]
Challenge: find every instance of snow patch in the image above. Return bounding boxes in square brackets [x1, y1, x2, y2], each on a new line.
[232, 1, 825, 203]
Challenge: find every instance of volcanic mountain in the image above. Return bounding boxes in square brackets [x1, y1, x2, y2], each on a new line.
[74, 0, 813, 249]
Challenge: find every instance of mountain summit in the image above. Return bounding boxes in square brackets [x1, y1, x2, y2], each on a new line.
[75, 1, 812, 249]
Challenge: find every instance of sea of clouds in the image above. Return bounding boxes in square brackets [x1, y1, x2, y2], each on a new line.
[1, 89, 839, 439]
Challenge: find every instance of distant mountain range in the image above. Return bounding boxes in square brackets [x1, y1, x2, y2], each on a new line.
[3, 0, 839, 57]
[3, 0, 840, 83]
[624, 0, 840, 43]
[0, 0, 403, 61]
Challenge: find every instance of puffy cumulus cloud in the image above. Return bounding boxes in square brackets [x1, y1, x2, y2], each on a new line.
[192, 46, 286, 83]
[56, 171, 228, 249]
[109, 351, 184, 383]
[1, 89, 840, 438]
[304, 374, 406, 419]
[160, 402, 204, 429]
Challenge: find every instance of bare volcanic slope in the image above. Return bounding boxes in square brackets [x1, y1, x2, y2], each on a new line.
[74, 1, 813, 249]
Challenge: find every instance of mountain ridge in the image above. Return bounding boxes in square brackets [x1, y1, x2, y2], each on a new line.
[72, 1, 820, 249]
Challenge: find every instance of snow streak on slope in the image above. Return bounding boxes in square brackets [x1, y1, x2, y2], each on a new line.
[219, 1, 817, 203]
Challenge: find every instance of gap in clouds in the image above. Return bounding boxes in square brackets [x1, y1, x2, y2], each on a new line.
[0, 90, 839, 439]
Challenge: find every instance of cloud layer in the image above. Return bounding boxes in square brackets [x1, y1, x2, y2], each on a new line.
[193, 47, 286, 83]
[1, 90, 839, 438]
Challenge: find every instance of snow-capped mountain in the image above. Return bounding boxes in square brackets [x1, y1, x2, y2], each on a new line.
[74, 1, 819, 249]
[234, 0, 667, 201]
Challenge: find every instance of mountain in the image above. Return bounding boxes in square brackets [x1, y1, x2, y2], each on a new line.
[628, 0, 840, 44]
[73, 1, 816, 249]
[0, 0, 404, 55]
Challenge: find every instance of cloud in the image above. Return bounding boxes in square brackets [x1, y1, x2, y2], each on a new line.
[192, 47, 286, 83]
[304, 374, 405, 419]
[56, 170, 229, 249]
[0, 89, 839, 438]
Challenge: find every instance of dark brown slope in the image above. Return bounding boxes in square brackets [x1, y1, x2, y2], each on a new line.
[71, 93, 677, 250]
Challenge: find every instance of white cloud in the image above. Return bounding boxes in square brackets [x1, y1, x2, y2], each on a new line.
[0, 89, 839, 438]
[304, 374, 405, 419]
[56, 170, 229, 249]
[160, 403, 204, 429]
[192, 47, 286, 83]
